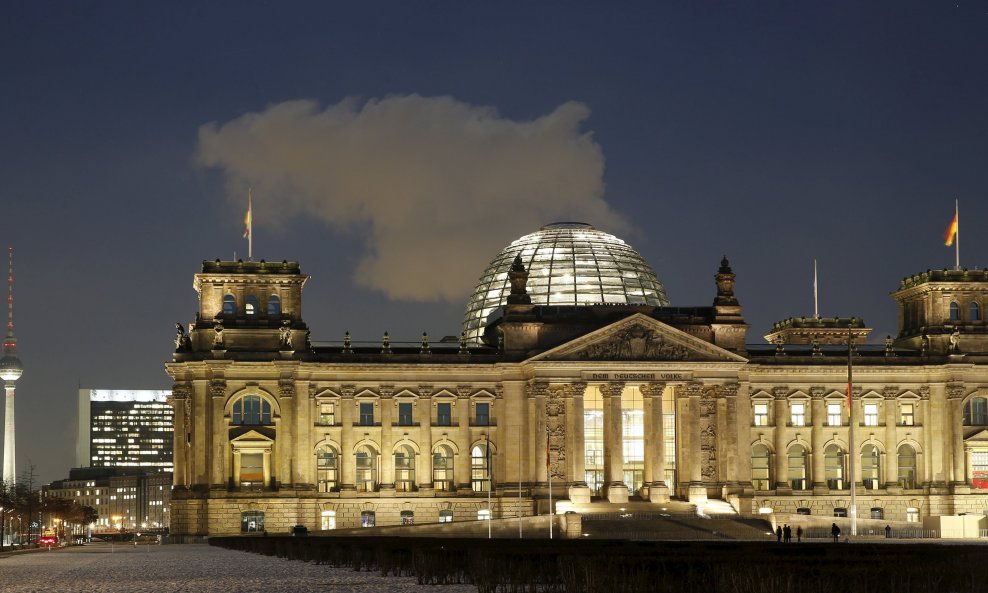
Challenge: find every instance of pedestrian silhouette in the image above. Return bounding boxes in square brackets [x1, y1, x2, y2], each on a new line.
[776, 526, 783, 542]
[885, 524, 891, 538]
[796, 525, 803, 542]
[831, 522, 841, 543]
[783, 524, 791, 543]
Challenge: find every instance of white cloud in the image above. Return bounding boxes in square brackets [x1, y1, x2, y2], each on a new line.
[198, 94, 626, 301]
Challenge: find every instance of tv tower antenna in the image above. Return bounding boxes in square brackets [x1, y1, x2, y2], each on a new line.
[2, 247, 24, 484]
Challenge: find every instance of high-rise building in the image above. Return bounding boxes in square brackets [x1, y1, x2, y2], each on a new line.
[1, 248, 23, 485]
[76, 389, 173, 472]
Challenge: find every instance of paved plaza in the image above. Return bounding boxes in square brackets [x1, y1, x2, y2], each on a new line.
[0, 543, 474, 593]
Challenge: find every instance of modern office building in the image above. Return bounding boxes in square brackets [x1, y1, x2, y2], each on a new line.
[76, 389, 173, 472]
[166, 223, 988, 536]
[45, 467, 172, 532]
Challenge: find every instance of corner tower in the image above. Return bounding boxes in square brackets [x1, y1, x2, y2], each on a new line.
[1, 248, 24, 484]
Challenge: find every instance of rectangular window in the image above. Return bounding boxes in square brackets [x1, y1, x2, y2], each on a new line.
[790, 402, 805, 427]
[864, 403, 879, 427]
[397, 402, 413, 426]
[437, 402, 452, 426]
[475, 402, 490, 426]
[906, 507, 919, 523]
[753, 403, 769, 426]
[900, 403, 914, 426]
[827, 403, 842, 427]
[318, 402, 335, 426]
[359, 402, 374, 426]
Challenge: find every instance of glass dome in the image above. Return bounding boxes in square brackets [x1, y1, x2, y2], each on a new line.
[462, 222, 669, 344]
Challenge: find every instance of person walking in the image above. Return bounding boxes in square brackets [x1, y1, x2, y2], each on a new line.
[783, 524, 791, 543]
[776, 526, 783, 542]
[885, 524, 891, 539]
[831, 522, 841, 543]
[796, 525, 803, 542]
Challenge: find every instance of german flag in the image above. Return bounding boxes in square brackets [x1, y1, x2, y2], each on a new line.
[945, 211, 958, 247]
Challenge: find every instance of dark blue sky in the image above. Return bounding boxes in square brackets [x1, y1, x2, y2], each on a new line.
[2, 1, 987, 482]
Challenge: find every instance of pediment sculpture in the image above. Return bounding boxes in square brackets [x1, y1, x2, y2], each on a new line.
[576, 325, 694, 361]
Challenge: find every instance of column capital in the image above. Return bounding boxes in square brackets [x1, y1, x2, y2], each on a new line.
[527, 380, 549, 398]
[568, 381, 588, 398]
[378, 384, 395, 399]
[772, 386, 789, 400]
[417, 383, 434, 397]
[883, 386, 900, 400]
[171, 382, 193, 400]
[946, 383, 966, 400]
[598, 382, 625, 398]
[456, 384, 473, 398]
[340, 384, 356, 399]
[209, 379, 226, 399]
[679, 381, 704, 399]
[809, 386, 826, 400]
[716, 382, 741, 398]
[638, 382, 666, 398]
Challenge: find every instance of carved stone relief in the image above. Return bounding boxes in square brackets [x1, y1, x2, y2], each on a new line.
[546, 384, 567, 480]
[576, 324, 693, 361]
[699, 385, 718, 481]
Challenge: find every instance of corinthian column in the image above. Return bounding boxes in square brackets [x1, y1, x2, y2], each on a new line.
[600, 382, 628, 503]
[641, 382, 669, 502]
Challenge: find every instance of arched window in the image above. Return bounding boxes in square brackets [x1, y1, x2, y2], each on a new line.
[825, 444, 846, 490]
[964, 397, 988, 426]
[222, 294, 237, 315]
[971, 302, 981, 321]
[355, 445, 379, 492]
[245, 294, 259, 316]
[316, 446, 339, 492]
[897, 444, 916, 489]
[394, 445, 416, 492]
[950, 301, 960, 321]
[268, 294, 281, 316]
[751, 444, 771, 491]
[433, 445, 454, 492]
[232, 394, 272, 425]
[471, 443, 491, 492]
[787, 444, 808, 490]
[241, 511, 264, 533]
[861, 444, 881, 490]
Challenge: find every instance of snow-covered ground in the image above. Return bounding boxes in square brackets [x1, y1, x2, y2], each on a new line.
[0, 543, 476, 593]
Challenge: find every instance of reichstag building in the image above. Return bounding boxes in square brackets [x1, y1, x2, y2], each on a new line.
[166, 223, 988, 535]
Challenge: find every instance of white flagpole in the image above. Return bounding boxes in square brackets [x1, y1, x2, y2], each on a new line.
[955, 199, 960, 270]
[487, 434, 492, 539]
[848, 324, 857, 537]
[814, 260, 819, 318]
[519, 426, 523, 539]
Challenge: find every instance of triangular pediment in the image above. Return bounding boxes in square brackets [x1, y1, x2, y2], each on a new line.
[965, 429, 988, 443]
[528, 313, 748, 363]
[230, 429, 274, 444]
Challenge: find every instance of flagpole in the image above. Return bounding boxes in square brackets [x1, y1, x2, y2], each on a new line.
[814, 260, 819, 318]
[848, 324, 857, 537]
[487, 434, 492, 539]
[547, 426, 553, 540]
[248, 188, 254, 262]
[519, 425, 523, 539]
[955, 199, 960, 270]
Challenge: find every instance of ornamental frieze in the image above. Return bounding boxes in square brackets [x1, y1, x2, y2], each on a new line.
[576, 324, 693, 361]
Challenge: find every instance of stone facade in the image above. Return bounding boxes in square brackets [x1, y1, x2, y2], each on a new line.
[165, 254, 988, 536]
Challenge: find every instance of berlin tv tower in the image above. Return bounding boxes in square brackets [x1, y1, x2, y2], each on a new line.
[1, 247, 23, 484]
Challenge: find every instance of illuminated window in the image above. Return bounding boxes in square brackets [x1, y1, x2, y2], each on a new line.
[900, 403, 914, 426]
[753, 403, 769, 426]
[360, 511, 376, 528]
[318, 402, 336, 426]
[245, 294, 258, 315]
[394, 445, 416, 492]
[751, 444, 771, 491]
[864, 403, 879, 427]
[477, 509, 491, 521]
[971, 451, 988, 489]
[871, 507, 884, 520]
[861, 444, 880, 490]
[964, 397, 988, 426]
[833, 507, 847, 518]
[222, 294, 236, 315]
[232, 395, 272, 425]
[825, 444, 846, 490]
[787, 444, 808, 490]
[355, 446, 378, 492]
[316, 446, 338, 492]
[906, 507, 919, 523]
[400, 510, 414, 525]
[241, 511, 264, 533]
[471, 443, 491, 492]
[790, 402, 805, 427]
[439, 510, 453, 523]
[898, 445, 916, 489]
[432, 445, 454, 492]
[827, 403, 842, 427]
[320, 510, 336, 530]
[584, 386, 604, 496]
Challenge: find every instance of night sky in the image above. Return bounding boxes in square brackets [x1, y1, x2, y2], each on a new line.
[2, 2, 987, 483]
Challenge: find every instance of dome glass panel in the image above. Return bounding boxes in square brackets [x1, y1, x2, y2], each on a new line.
[462, 223, 669, 344]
